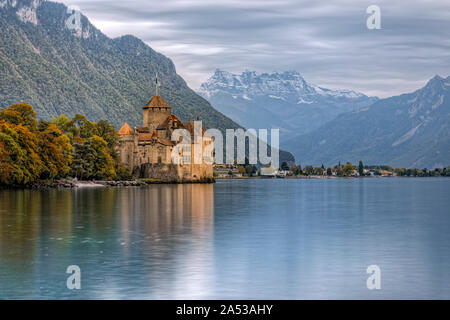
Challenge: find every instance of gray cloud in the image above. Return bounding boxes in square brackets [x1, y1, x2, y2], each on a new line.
[60, 0, 450, 97]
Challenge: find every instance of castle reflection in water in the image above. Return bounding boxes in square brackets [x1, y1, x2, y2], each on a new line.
[0, 185, 215, 299]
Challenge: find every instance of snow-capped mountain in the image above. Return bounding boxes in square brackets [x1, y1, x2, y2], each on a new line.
[286, 75, 450, 168]
[200, 69, 366, 101]
[198, 70, 378, 138]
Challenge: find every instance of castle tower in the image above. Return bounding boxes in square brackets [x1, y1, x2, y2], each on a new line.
[143, 96, 172, 133]
[118, 123, 135, 169]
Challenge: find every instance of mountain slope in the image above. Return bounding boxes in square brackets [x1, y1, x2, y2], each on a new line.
[0, 0, 233, 130]
[198, 70, 378, 137]
[0, 0, 294, 162]
[286, 76, 450, 168]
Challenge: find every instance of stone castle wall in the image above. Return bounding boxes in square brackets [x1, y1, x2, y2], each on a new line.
[132, 163, 214, 183]
[143, 107, 171, 133]
[118, 96, 214, 183]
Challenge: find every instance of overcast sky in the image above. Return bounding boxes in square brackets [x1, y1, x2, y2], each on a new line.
[60, 0, 450, 97]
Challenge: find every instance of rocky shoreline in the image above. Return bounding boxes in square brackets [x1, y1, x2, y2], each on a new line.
[1, 178, 215, 190]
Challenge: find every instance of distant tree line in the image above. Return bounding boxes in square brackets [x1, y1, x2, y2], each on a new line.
[0, 103, 131, 186]
[238, 158, 258, 177]
[392, 167, 450, 177]
[288, 160, 450, 177]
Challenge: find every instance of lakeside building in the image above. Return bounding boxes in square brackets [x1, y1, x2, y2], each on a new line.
[117, 95, 214, 182]
[213, 164, 241, 178]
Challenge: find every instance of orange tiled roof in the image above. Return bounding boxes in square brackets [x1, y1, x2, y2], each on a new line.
[135, 126, 150, 133]
[138, 133, 174, 146]
[156, 114, 185, 130]
[139, 131, 159, 142]
[138, 133, 153, 141]
[118, 123, 134, 135]
[144, 96, 171, 109]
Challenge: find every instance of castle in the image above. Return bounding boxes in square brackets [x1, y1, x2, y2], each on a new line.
[117, 95, 214, 183]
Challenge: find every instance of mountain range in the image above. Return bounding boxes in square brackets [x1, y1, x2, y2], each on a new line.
[199, 69, 450, 168]
[198, 70, 378, 137]
[0, 0, 294, 163]
[286, 75, 450, 168]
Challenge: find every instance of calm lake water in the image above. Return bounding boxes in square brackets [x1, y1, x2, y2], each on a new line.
[0, 178, 450, 299]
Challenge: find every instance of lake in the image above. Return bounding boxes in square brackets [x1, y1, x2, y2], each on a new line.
[0, 178, 449, 299]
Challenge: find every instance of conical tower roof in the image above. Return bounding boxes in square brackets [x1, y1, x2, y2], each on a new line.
[143, 96, 172, 109]
[118, 123, 134, 135]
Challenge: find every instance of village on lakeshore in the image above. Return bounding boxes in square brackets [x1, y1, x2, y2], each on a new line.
[214, 161, 450, 179]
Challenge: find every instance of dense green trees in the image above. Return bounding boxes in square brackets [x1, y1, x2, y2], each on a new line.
[358, 161, 364, 176]
[287, 161, 450, 178]
[290, 165, 302, 176]
[71, 141, 96, 180]
[0, 103, 130, 186]
[51, 114, 121, 180]
[304, 165, 314, 175]
[281, 162, 290, 171]
[343, 163, 356, 176]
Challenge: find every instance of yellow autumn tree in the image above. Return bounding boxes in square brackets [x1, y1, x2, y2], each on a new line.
[0, 103, 125, 184]
[0, 121, 43, 185]
[37, 121, 72, 179]
[0, 140, 14, 183]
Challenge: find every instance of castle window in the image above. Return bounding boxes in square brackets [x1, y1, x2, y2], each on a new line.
[158, 156, 162, 164]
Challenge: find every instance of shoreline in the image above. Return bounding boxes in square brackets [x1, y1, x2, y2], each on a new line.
[216, 175, 449, 180]
[1, 175, 447, 190]
[0, 178, 216, 190]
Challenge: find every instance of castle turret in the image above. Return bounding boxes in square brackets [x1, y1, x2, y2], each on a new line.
[118, 123, 135, 169]
[143, 96, 172, 133]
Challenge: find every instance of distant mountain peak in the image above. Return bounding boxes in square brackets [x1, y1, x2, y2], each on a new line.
[199, 69, 372, 101]
[408, 74, 450, 101]
[198, 69, 378, 139]
[431, 74, 445, 81]
[425, 74, 450, 88]
[287, 74, 450, 168]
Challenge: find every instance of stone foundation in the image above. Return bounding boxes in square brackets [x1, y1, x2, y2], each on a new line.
[133, 163, 214, 183]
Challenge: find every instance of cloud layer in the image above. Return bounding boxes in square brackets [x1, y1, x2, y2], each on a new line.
[60, 0, 450, 97]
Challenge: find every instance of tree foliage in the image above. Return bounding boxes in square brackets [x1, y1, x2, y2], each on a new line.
[0, 103, 127, 185]
[343, 163, 356, 176]
[0, 104, 43, 184]
[37, 121, 72, 179]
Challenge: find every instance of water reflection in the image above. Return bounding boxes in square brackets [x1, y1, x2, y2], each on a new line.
[0, 185, 214, 299]
[1, 179, 450, 299]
